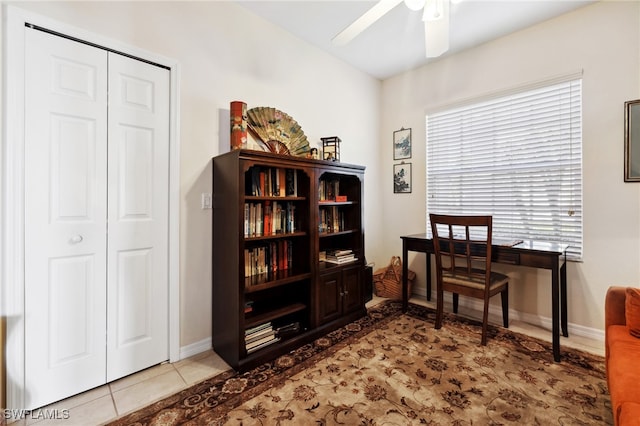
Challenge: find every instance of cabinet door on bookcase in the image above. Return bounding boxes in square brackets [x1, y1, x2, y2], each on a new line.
[341, 264, 362, 315]
[316, 264, 362, 325]
[317, 270, 342, 324]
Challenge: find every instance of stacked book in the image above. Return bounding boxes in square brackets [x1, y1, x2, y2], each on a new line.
[245, 322, 280, 354]
[325, 249, 356, 265]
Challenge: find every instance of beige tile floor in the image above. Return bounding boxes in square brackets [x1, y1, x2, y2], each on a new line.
[12, 295, 604, 425]
[10, 351, 232, 426]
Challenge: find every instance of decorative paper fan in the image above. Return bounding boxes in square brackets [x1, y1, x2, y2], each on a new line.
[247, 107, 310, 156]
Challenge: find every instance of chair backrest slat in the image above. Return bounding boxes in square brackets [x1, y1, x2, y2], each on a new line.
[430, 214, 493, 287]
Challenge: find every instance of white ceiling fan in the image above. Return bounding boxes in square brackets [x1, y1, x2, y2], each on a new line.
[332, 0, 451, 58]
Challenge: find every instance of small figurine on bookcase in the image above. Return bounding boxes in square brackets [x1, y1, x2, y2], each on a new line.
[321, 136, 341, 162]
[306, 147, 319, 159]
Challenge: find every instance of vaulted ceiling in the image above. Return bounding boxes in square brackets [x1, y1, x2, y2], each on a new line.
[237, 0, 596, 80]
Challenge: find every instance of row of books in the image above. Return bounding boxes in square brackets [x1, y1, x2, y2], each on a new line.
[318, 206, 345, 234]
[247, 167, 298, 197]
[319, 179, 346, 202]
[323, 248, 357, 265]
[244, 240, 293, 278]
[244, 201, 297, 238]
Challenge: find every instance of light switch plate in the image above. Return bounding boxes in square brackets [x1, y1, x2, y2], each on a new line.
[201, 193, 212, 209]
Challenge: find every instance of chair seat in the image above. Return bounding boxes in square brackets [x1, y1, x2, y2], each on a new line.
[443, 268, 509, 290]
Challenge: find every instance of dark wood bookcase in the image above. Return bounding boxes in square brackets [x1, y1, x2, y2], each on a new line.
[212, 149, 366, 371]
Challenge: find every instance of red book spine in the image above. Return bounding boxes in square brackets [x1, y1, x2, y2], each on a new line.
[259, 172, 266, 197]
[264, 201, 271, 236]
[282, 240, 288, 270]
[278, 168, 286, 196]
[278, 241, 285, 271]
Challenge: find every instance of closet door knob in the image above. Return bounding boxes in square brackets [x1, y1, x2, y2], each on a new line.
[69, 235, 84, 244]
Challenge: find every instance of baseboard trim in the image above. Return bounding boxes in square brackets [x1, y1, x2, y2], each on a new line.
[179, 338, 212, 360]
[513, 308, 604, 342]
[420, 290, 605, 344]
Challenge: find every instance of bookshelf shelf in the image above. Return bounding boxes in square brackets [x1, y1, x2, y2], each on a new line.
[213, 149, 366, 370]
[244, 231, 307, 242]
[244, 303, 307, 330]
[246, 196, 306, 202]
[319, 229, 358, 238]
[244, 271, 313, 293]
[318, 201, 357, 206]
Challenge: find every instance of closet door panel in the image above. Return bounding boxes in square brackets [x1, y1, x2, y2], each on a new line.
[106, 53, 170, 381]
[24, 28, 108, 410]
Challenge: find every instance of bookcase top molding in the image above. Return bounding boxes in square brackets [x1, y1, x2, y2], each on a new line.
[217, 149, 366, 173]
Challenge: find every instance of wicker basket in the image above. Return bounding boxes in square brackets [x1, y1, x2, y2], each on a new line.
[373, 256, 416, 300]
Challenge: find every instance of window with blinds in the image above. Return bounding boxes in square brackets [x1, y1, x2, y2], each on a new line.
[426, 78, 583, 260]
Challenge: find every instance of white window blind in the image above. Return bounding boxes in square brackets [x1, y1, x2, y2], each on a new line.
[426, 78, 583, 260]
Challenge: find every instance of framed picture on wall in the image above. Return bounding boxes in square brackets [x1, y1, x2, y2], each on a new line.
[393, 163, 412, 193]
[625, 99, 640, 181]
[393, 128, 412, 160]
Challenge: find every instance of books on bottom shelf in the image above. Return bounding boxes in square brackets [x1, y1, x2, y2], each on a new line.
[244, 321, 303, 353]
[245, 322, 280, 353]
[246, 334, 280, 353]
[245, 326, 275, 343]
[245, 321, 272, 336]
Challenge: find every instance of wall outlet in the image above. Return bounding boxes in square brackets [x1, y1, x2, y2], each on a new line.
[201, 193, 212, 209]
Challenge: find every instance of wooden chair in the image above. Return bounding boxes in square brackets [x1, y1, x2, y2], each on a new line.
[429, 214, 509, 345]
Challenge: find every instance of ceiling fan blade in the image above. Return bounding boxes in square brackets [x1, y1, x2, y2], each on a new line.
[332, 0, 404, 46]
[423, 0, 450, 57]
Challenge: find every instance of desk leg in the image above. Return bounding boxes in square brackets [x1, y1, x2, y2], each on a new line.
[561, 255, 568, 337]
[402, 239, 408, 313]
[552, 262, 561, 362]
[426, 253, 432, 302]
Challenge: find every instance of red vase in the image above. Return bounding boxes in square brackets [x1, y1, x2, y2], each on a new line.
[230, 101, 247, 150]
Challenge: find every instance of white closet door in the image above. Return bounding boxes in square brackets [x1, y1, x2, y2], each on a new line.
[24, 28, 171, 408]
[24, 29, 108, 409]
[106, 53, 170, 381]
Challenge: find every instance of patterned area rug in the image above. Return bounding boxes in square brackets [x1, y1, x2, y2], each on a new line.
[108, 301, 612, 425]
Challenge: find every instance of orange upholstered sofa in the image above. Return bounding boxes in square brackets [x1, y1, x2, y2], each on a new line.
[605, 286, 640, 425]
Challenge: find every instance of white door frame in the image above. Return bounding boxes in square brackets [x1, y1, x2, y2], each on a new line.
[1, 5, 181, 410]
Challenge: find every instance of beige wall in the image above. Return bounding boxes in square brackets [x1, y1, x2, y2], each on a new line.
[379, 0, 640, 335]
[2, 1, 384, 350]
